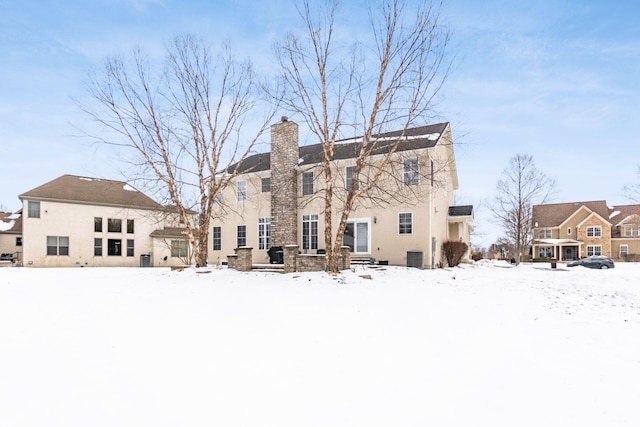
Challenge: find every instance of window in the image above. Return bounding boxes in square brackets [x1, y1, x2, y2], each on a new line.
[587, 245, 602, 256]
[127, 239, 134, 257]
[108, 218, 122, 233]
[399, 212, 413, 234]
[345, 166, 358, 191]
[94, 217, 103, 232]
[624, 225, 638, 237]
[302, 172, 314, 195]
[47, 236, 69, 256]
[16, 237, 22, 247]
[237, 181, 247, 202]
[237, 225, 247, 247]
[258, 217, 271, 250]
[171, 240, 189, 258]
[94, 238, 103, 256]
[344, 219, 370, 253]
[214, 193, 223, 205]
[537, 229, 552, 239]
[28, 201, 40, 218]
[567, 227, 572, 236]
[108, 239, 122, 256]
[403, 158, 419, 186]
[538, 247, 552, 258]
[430, 159, 435, 187]
[586, 226, 602, 237]
[302, 214, 318, 250]
[620, 245, 629, 258]
[261, 177, 271, 193]
[127, 219, 134, 234]
[212, 226, 222, 251]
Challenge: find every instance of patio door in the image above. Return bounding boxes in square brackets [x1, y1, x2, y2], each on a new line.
[563, 246, 576, 261]
[344, 219, 370, 254]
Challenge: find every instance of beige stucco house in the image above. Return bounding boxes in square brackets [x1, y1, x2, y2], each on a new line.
[211, 118, 472, 269]
[18, 175, 193, 267]
[531, 200, 640, 262]
[0, 210, 22, 263]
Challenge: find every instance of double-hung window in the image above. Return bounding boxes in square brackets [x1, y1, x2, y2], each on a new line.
[258, 218, 271, 250]
[587, 245, 602, 256]
[587, 226, 602, 237]
[399, 213, 413, 234]
[302, 172, 314, 196]
[171, 240, 188, 257]
[620, 245, 629, 258]
[403, 158, 419, 186]
[237, 181, 247, 202]
[261, 177, 271, 193]
[302, 214, 318, 250]
[126, 239, 134, 257]
[47, 236, 69, 256]
[94, 238, 103, 256]
[237, 225, 247, 247]
[28, 201, 40, 218]
[212, 226, 222, 251]
[345, 166, 358, 191]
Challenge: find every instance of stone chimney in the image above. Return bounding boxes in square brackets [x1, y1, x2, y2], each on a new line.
[270, 117, 299, 246]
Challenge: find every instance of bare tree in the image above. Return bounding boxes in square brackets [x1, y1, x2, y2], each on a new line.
[82, 35, 273, 267]
[274, 0, 450, 272]
[492, 154, 556, 263]
[623, 166, 640, 203]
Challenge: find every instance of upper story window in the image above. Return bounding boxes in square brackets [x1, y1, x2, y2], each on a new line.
[28, 201, 40, 218]
[586, 226, 602, 237]
[127, 219, 134, 234]
[567, 227, 572, 236]
[302, 172, 314, 196]
[623, 225, 639, 237]
[108, 218, 122, 233]
[94, 217, 103, 232]
[261, 177, 271, 193]
[403, 158, 419, 186]
[537, 229, 552, 239]
[346, 166, 358, 191]
[237, 180, 247, 202]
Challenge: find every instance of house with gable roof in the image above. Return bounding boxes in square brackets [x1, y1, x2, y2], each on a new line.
[18, 175, 194, 267]
[0, 210, 23, 263]
[531, 200, 640, 262]
[211, 118, 473, 269]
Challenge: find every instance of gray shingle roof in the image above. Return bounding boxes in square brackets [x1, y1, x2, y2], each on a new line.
[19, 175, 163, 210]
[0, 211, 22, 234]
[227, 122, 449, 175]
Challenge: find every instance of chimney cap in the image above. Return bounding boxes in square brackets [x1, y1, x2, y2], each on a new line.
[281, 116, 288, 122]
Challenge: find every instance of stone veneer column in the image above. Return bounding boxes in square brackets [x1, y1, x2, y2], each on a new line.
[340, 246, 351, 271]
[283, 244, 298, 273]
[235, 247, 253, 272]
[270, 117, 299, 247]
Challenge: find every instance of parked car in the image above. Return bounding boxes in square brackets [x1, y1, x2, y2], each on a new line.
[568, 256, 615, 269]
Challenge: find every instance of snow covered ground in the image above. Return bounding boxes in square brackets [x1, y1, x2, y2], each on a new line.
[1, 261, 639, 426]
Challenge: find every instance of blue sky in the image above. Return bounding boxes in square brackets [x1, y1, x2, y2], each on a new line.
[1, 0, 639, 247]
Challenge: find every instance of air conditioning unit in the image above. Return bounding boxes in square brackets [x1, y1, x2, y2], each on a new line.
[407, 251, 424, 269]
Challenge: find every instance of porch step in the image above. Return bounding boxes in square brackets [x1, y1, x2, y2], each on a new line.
[252, 263, 284, 273]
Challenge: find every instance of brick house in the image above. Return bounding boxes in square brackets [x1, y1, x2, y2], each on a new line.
[18, 175, 194, 267]
[531, 200, 640, 262]
[211, 118, 472, 269]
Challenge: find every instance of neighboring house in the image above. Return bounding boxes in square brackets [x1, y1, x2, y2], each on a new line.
[211, 118, 472, 268]
[0, 210, 23, 262]
[531, 200, 640, 262]
[18, 175, 194, 267]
